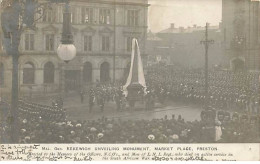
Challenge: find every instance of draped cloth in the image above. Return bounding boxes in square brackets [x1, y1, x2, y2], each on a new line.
[123, 38, 146, 96]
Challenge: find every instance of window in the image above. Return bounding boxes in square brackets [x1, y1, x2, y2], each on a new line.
[82, 7, 93, 24]
[127, 10, 139, 26]
[45, 34, 55, 51]
[42, 9, 56, 23]
[100, 62, 110, 82]
[25, 34, 34, 51]
[0, 63, 4, 87]
[44, 62, 55, 84]
[99, 9, 110, 25]
[126, 37, 135, 52]
[70, 6, 77, 24]
[83, 62, 92, 83]
[84, 36, 92, 52]
[101, 36, 110, 51]
[23, 62, 35, 84]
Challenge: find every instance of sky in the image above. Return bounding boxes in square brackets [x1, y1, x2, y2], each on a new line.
[148, 0, 222, 32]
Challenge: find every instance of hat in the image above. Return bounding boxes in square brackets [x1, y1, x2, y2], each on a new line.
[59, 136, 64, 141]
[21, 129, 26, 133]
[22, 119, 27, 124]
[172, 134, 179, 140]
[98, 133, 104, 139]
[90, 127, 97, 132]
[25, 136, 30, 141]
[148, 134, 155, 140]
[76, 123, 82, 128]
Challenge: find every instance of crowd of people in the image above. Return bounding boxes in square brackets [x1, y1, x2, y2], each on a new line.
[146, 64, 260, 114]
[79, 84, 128, 112]
[18, 99, 66, 122]
[1, 107, 259, 143]
[76, 64, 260, 115]
[1, 64, 260, 143]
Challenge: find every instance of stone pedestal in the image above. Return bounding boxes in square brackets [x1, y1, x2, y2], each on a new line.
[127, 83, 143, 108]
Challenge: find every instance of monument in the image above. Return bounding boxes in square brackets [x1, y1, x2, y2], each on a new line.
[123, 38, 146, 107]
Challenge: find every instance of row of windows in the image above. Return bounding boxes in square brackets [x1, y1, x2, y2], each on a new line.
[0, 61, 114, 87]
[25, 34, 55, 51]
[0, 62, 54, 87]
[42, 7, 140, 26]
[24, 34, 137, 52]
[23, 62, 55, 84]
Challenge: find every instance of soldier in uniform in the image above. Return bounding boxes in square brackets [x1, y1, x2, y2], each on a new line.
[200, 110, 207, 121]
[145, 90, 152, 111]
[89, 89, 95, 113]
[232, 112, 239, 122]
[115, 92, 121, 111]
[99, 93, 105, 112]
[80, 91, 84, 103]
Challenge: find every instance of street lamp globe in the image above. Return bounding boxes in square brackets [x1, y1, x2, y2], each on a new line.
[57, 2, 76, 63]
[57, 44, 76, 63]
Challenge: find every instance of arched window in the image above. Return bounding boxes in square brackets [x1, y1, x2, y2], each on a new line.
[83, 62, 92, 83]
[100, 62, 110, 82]
[23, 62, 35, 84]
[44, 62, 55, 83]
[0, 63, 4, 87]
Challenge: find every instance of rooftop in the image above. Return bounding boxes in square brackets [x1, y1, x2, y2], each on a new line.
[158, 23, 221, 34]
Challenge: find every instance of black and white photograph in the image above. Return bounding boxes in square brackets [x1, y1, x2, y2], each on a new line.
[0, 0, 260, 149]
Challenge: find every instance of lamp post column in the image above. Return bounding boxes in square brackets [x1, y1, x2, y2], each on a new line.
[200, 23, 214, 108]
[11, 51, 19, 143]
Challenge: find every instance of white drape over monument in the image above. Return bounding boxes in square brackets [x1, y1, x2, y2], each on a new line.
[123, 38, 146, 93]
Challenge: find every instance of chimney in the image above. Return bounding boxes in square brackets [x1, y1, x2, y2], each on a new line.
[170, 23, 175, 29]
[179, 26, 184, 32]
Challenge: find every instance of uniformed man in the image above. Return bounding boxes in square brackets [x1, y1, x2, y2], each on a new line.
[89, 89, 95, 113]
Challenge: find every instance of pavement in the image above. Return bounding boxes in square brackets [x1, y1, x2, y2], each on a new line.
[31, 91, 203, 122]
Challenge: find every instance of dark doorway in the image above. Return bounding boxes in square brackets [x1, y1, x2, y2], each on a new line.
[100, 62, 110, 83]
[232, 58, 245, 72]
[23, 62, 35, 84]
[44, 62, 55, 83]
[83, 62, 92, 83]
[65, 70, 80, 91]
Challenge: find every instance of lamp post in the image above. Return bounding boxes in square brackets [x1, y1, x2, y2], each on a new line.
[0, 0, 75, 143]
[1, 0, 23, 143]
[57, 1, 76, 63]
[200, 23, 214, 109]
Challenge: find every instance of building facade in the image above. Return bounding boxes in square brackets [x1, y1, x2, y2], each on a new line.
[146, 23, 224, 68]
[222, 0, 260, 71]
[0, 0, 149, 98]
